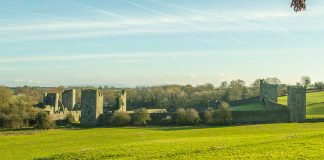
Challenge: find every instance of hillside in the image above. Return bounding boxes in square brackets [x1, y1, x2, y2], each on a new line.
[278, 91, 324, 118]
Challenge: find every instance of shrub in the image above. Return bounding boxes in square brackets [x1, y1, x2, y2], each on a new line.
[203, 109, 214, 125]
[175, 108, 200, 126]
[161, 115, 173, 126]
[132, 108, 151, 126]
[64, 113, 75, 124]
[99, 113, 112, 126]
[35, 111, 54, 129]
[110, 111, 131, 127]
[215, 102, 232, 124]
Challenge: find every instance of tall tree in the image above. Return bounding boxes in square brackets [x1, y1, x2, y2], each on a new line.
[301, 76, 311, 86]
[291, 0, 306, 12]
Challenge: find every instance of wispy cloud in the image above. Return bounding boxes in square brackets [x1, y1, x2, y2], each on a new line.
[72, 1, 128, 19]
[0, 51, 211, 63]
[126, 0, 207, 30]
[0, 1, 323, 42]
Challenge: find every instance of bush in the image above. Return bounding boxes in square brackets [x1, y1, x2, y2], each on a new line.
[99, 113, 112, 126]
[215, 102, 232, 124]
[161, 115, 173, 126]
[35, 111, 54, 129]
[132, 108, 151, 126]
[175, 108, 200, 126]
[203, 109, 214, 125]
[110, 111, 131, 127]
[64, 113, 75, 124]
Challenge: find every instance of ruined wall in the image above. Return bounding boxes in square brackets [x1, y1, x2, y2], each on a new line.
[80, 89, 103, 126]
[62, 89, 76, 111]
[117, 89, 127, 111]
[288, 86, 306, 122]
[265, 98, 288, 111]
[50, 111, 81, 121]
[43, 93, 60, 113]
[260, 80, 278, 103]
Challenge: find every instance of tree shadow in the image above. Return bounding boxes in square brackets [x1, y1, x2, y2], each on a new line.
[305, 118, 324, 123]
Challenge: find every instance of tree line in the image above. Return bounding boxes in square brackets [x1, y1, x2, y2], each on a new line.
[1, 76, 321, 129]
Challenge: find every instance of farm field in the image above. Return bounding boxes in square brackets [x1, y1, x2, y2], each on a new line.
[278, 91, 324, 118]
[1, 123, 324, 159]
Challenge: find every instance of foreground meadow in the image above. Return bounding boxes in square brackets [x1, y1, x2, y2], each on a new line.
[1, 123, 324, 159]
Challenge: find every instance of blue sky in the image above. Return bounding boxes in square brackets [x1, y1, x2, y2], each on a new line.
[0, 0, 324, 87]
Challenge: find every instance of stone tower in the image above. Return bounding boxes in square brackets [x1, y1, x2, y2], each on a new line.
[43, 92, 60, 113]
[80, 89, 103, 126]
[62, 89, 76, 111]
[288, 86, 306, 122]
[260, 80, 278, 103]
[117, 89, 127, 111]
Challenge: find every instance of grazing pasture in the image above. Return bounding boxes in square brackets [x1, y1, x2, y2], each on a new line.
[1, 123, 324, 160]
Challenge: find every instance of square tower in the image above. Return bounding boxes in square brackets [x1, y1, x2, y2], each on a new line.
[260, 80, 278, 103]
[62, 89, 76, 111]
[288, 86, 306, 122]
[80, 89, 103, 126]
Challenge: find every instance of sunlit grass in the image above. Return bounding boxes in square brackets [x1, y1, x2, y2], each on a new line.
[1, 123, 324, 159]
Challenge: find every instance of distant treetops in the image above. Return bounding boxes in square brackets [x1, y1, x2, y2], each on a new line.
[291, 0, 306, 12]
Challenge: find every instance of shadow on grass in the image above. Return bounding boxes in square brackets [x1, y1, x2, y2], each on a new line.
[0, 127, 34, 132]
[305, 118, 324, 123]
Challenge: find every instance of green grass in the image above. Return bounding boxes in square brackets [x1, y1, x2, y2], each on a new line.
[2, 123, 324, 159]
[278, 91, 324, 118]
[231, 103, 265, 111]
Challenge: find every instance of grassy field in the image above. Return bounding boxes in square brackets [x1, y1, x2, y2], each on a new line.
[0, 92, 323, 159]
[1, 123, 324, 159]
[278, 91, 324, 118]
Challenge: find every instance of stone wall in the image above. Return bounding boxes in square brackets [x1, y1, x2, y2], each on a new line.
[229, 96, 260, 107]
[80, 89, 103, 126]
[62, 89, 76, 111]
[265, 98, 288, 111]
[260, 80, 278, 103]
[231, 110, 290, 124]
[117, 89, 127, 111]
[288, 86, 306, 122]
[50, 111, 81, 121]
[43, 93, 60, 113]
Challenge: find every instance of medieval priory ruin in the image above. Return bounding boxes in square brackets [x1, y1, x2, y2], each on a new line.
[42, 89, 127, 126]
[40, 80, 307, 127]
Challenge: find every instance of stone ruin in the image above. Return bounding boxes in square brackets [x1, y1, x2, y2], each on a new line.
[80, 89, 103, 126]
[62, 89, 76, 111]
[43, 92, 63, 113]
[117, 89, 127, 112]
[260, 80, 307, 122]
[288, 86, 306, 122]
[42, 90, 80, 121]
[260, 79, 278, 103]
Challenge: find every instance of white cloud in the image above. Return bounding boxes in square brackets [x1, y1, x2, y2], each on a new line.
[0, 51, 212, 63]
